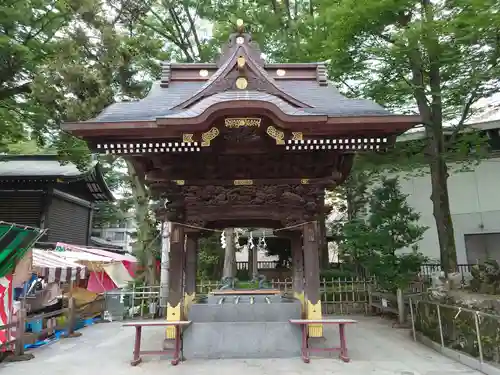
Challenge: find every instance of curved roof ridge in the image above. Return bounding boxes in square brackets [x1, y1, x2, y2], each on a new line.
[174, 48, 240, 108]
[243, 51, 311, 108]
[174, 44, 311, 110]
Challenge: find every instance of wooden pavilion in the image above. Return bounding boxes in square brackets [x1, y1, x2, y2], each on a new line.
[0, 155, 113, 246]
[63, 20, 420, 336]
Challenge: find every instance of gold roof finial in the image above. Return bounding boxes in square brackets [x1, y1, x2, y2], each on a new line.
[236, 19, 244, 33]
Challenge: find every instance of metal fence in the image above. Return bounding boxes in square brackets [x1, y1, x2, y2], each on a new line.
[103, 286, 160, 321]
[410, 299, 500, 368]
[419, 263, 473, 282]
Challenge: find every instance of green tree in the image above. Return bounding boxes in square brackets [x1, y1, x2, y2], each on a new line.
[340, 177, 428, 291]
[206, 0, 326, 63]
[314, 0, 500, 274]
[2, 0, 168, 285]
[109, 0, 220, 63]
[92, 156, 135, 228]
[198, 233, 224, 281]
[327, 162, 378, 270]
[0, 0, 75, 149]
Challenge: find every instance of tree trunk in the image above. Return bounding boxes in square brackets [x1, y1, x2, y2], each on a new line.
[428, 138, 458, 274]
[406, 3, 458, 275]
[222, 228, 236, 279]
[126, 160, 156, 285]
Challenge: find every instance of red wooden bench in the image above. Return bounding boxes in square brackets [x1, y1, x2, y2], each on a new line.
[122, 320, 191, 366]
[289, 318, 358, 363]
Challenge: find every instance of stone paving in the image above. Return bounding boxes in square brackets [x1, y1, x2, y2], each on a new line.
[1, 316, 481, 375]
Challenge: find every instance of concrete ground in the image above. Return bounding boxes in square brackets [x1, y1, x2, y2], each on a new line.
[0, 316, 482, 375]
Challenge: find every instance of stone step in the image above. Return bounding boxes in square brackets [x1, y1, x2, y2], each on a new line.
[188, 300, 301, 323]
[182, 321, 301, 359]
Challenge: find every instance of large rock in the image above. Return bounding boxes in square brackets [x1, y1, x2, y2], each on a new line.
[445, 290, 500, 315]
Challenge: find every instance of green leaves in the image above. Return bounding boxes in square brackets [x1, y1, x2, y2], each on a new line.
[311, 0, 499, 273]
[337, 177, 428, 291]
[198, 234, 224, 281]
[317, 0, 500, 120]
[0, 0, 166, 162]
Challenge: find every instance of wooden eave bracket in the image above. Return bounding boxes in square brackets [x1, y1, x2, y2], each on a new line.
[160, 62, 172, 88]
[316, 64, 328, 86]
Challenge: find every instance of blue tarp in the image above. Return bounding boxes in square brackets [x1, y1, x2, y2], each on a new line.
[24, 317, 98, 350]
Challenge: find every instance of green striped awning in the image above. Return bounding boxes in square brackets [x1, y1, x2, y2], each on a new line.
[0, 222, 44, 278]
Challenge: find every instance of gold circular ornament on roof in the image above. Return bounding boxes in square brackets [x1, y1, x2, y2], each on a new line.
[236, 36, 245, 45]
[237, 56, 246, 68]
[199, 69, 209, 77]
[236, 77, 248, 90]
[276, 69, 286, 77]
[236, 19, 244, 27]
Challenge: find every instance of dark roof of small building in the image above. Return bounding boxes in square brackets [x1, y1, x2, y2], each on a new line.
[89, 236, 125, 251]
[0, 155, 114, 201]
[90, 80, 392, 124]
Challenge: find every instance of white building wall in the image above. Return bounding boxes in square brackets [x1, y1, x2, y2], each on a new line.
[397, 157, 500, 263]
[93, 216, 137, 253]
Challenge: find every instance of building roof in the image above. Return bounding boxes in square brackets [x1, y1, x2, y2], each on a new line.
[89, 236, 124, 251]
[0, 155, 114, 201]
[92, 82, 392, 124]
[397, 93, 500, 142]
[64, 24, 420, 140]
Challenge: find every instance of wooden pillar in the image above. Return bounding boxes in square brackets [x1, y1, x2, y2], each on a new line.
[290, 232, 305, 313]
[247, 246, 253, 279]
[318, 212, 329, 270]
[166, 224, 184, 338]
[222, 228, 236, 279]
[184, 232, 199, 317]
[252, 244, 258, 278]
[303, 222, 323, 337]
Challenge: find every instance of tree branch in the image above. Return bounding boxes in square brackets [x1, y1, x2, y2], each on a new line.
[444, 93, 478, 148]
[168, 7, 196, 61]
[142, 8, 193, 61]
[182, 3, 202, 57]
[0, 83, 31, 101]
[24, 12, 68, 45]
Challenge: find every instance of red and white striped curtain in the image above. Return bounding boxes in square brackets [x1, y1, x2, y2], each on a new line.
[0, 274, 13, 351]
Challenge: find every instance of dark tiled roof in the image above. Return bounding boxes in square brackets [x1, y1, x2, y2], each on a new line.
[160, 91, 313, 119]
[0, 155, 114, 201]
[90, 236, 124, 250]
[91, 80, 391, 123]
[180, 49, 239, 101]
[0, 156, 82, 177]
